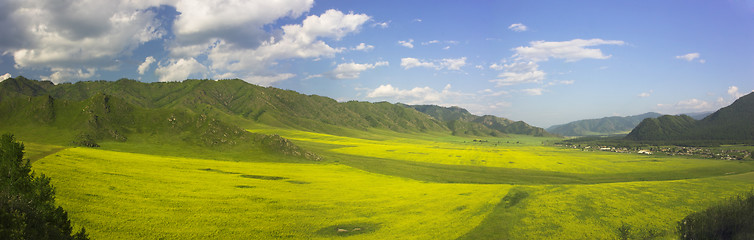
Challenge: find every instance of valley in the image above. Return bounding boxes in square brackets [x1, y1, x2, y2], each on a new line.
[2, 77, 753, 239]
[25, 126, 754, 239]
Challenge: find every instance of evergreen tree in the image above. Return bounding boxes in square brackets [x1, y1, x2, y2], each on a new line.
[0, 134, 88, 240]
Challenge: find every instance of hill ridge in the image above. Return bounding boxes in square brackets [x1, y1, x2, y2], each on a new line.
[625, 92, 754, 142]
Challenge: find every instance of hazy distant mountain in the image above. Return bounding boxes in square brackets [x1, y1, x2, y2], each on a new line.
[546, 112, 662, 136]
[626, 92, 754, 142]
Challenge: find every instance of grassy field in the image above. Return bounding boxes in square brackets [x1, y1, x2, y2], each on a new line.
[25, 127, 754, 239]
[32, 147, 509, 239]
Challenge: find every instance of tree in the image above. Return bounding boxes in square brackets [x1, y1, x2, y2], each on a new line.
[0, 134, 89, 240]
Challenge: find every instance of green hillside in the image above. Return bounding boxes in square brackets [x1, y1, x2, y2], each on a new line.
[547, 112, 662, 136]
[1, 77, 550, 140]
[625, 92, 754, 142]
[406, 104, 552, 137]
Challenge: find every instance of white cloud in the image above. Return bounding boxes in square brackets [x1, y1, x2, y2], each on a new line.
[6, 0, 165, 70]
[521, 88, 544, 96]
[137, 56, 156, 75]
[42, 68, 97, 84]
[373, 21, 390, 28]
[366, 83, 461, 104]
[422, 40, 440, 45]
[443, 46, 450, 50]
[513, 39, 625, 62]
[205, 9, 370, 78]
[638, 90, 653, 97]
[398, 39, 414, 48]
[508, 23, 528, 32]
[330, 61, 388, 79]
[489, 38, 623, 88]
[401, 57, 435, 69]
[154, 58, 207, 82]
[676, 52, 705, 63]
[728, 86, 744, 99]
[656, 98, 716, 113]
[489, 63, 504, 70]
[243, 73, 296, 86]
[0, 73, 10, 81]
[400, 57, 466, 70]
[675, 98, 712, 110]
[439, 57, 466, 70]
[171, 0, 313, 52]
[2, 0, 351, 85]
[352, 43, 374, 51]
[490, 61, 545, 86]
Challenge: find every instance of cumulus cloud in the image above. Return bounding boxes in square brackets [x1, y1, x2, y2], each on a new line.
[154, 58, 207, 82]
[676, 52, 705, 63]
[400, 57, 466, 70]
[42, 68, 97, 84]
[373, 21, 390, 28]
[2, 0, 369, 85]
[638, 90, 653, 97]
[489, 63, 504, 70]
[488, 38, 623, 88]
[4, 0, 166, 70]
[330, 61, 388, 79]
[439, 57, 466, 70]
[398, 39, 414, 48]
[243, 73, 297, 86]
[675, 98, 712, 110]
[352, 43, 374, 51]
[513, 38, 625, 62]
[508, 23, 528, 32]
[490, 61, 545, 86]
[728, 86, 744, 99]
[206, 9, 370, 73]
[401, 57, 435, 69]
[137, 56, 156, 75]
[171, 0, 313, 52]
[366, 83, 461, 104]
[0, 73, 10, 81]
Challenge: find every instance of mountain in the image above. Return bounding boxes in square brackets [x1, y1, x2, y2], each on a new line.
[0, 77, 549, 147]
[406, 104, 552, 137]
[547, 112, 663, 136]
[625, 92, 754, 142]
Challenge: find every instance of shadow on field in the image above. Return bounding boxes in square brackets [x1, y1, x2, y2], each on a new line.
[457, 188, 530, 240]
[315, 222, 381, 237]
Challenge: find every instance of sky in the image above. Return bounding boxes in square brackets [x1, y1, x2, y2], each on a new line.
[1, 0, 753, 128]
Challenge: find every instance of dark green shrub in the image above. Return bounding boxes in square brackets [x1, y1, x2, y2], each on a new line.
[1, 134, 89, 239]
[678, 191, 754, 240]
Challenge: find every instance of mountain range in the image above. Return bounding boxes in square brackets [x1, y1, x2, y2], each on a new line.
[547, 111, 714, 137]
[547, 112, 663, 136]
[0, 77, 549, 149]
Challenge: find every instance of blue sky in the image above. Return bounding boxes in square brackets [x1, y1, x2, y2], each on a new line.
[1, 0, 753, 127]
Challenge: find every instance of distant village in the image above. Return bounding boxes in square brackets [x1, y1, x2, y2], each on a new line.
[556, 143, 752, 161]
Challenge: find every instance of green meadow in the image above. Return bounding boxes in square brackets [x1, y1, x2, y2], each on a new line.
[27, 126, 754, 239]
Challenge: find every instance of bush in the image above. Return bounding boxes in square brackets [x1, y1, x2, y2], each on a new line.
[678, 191, 754, 240]
[1, 134, 89, 239]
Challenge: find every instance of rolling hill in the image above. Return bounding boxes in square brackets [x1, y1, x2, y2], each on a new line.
[625, 92, 754, 142]
[406, 104, 552, 137]
[0, 77, 548, 147]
